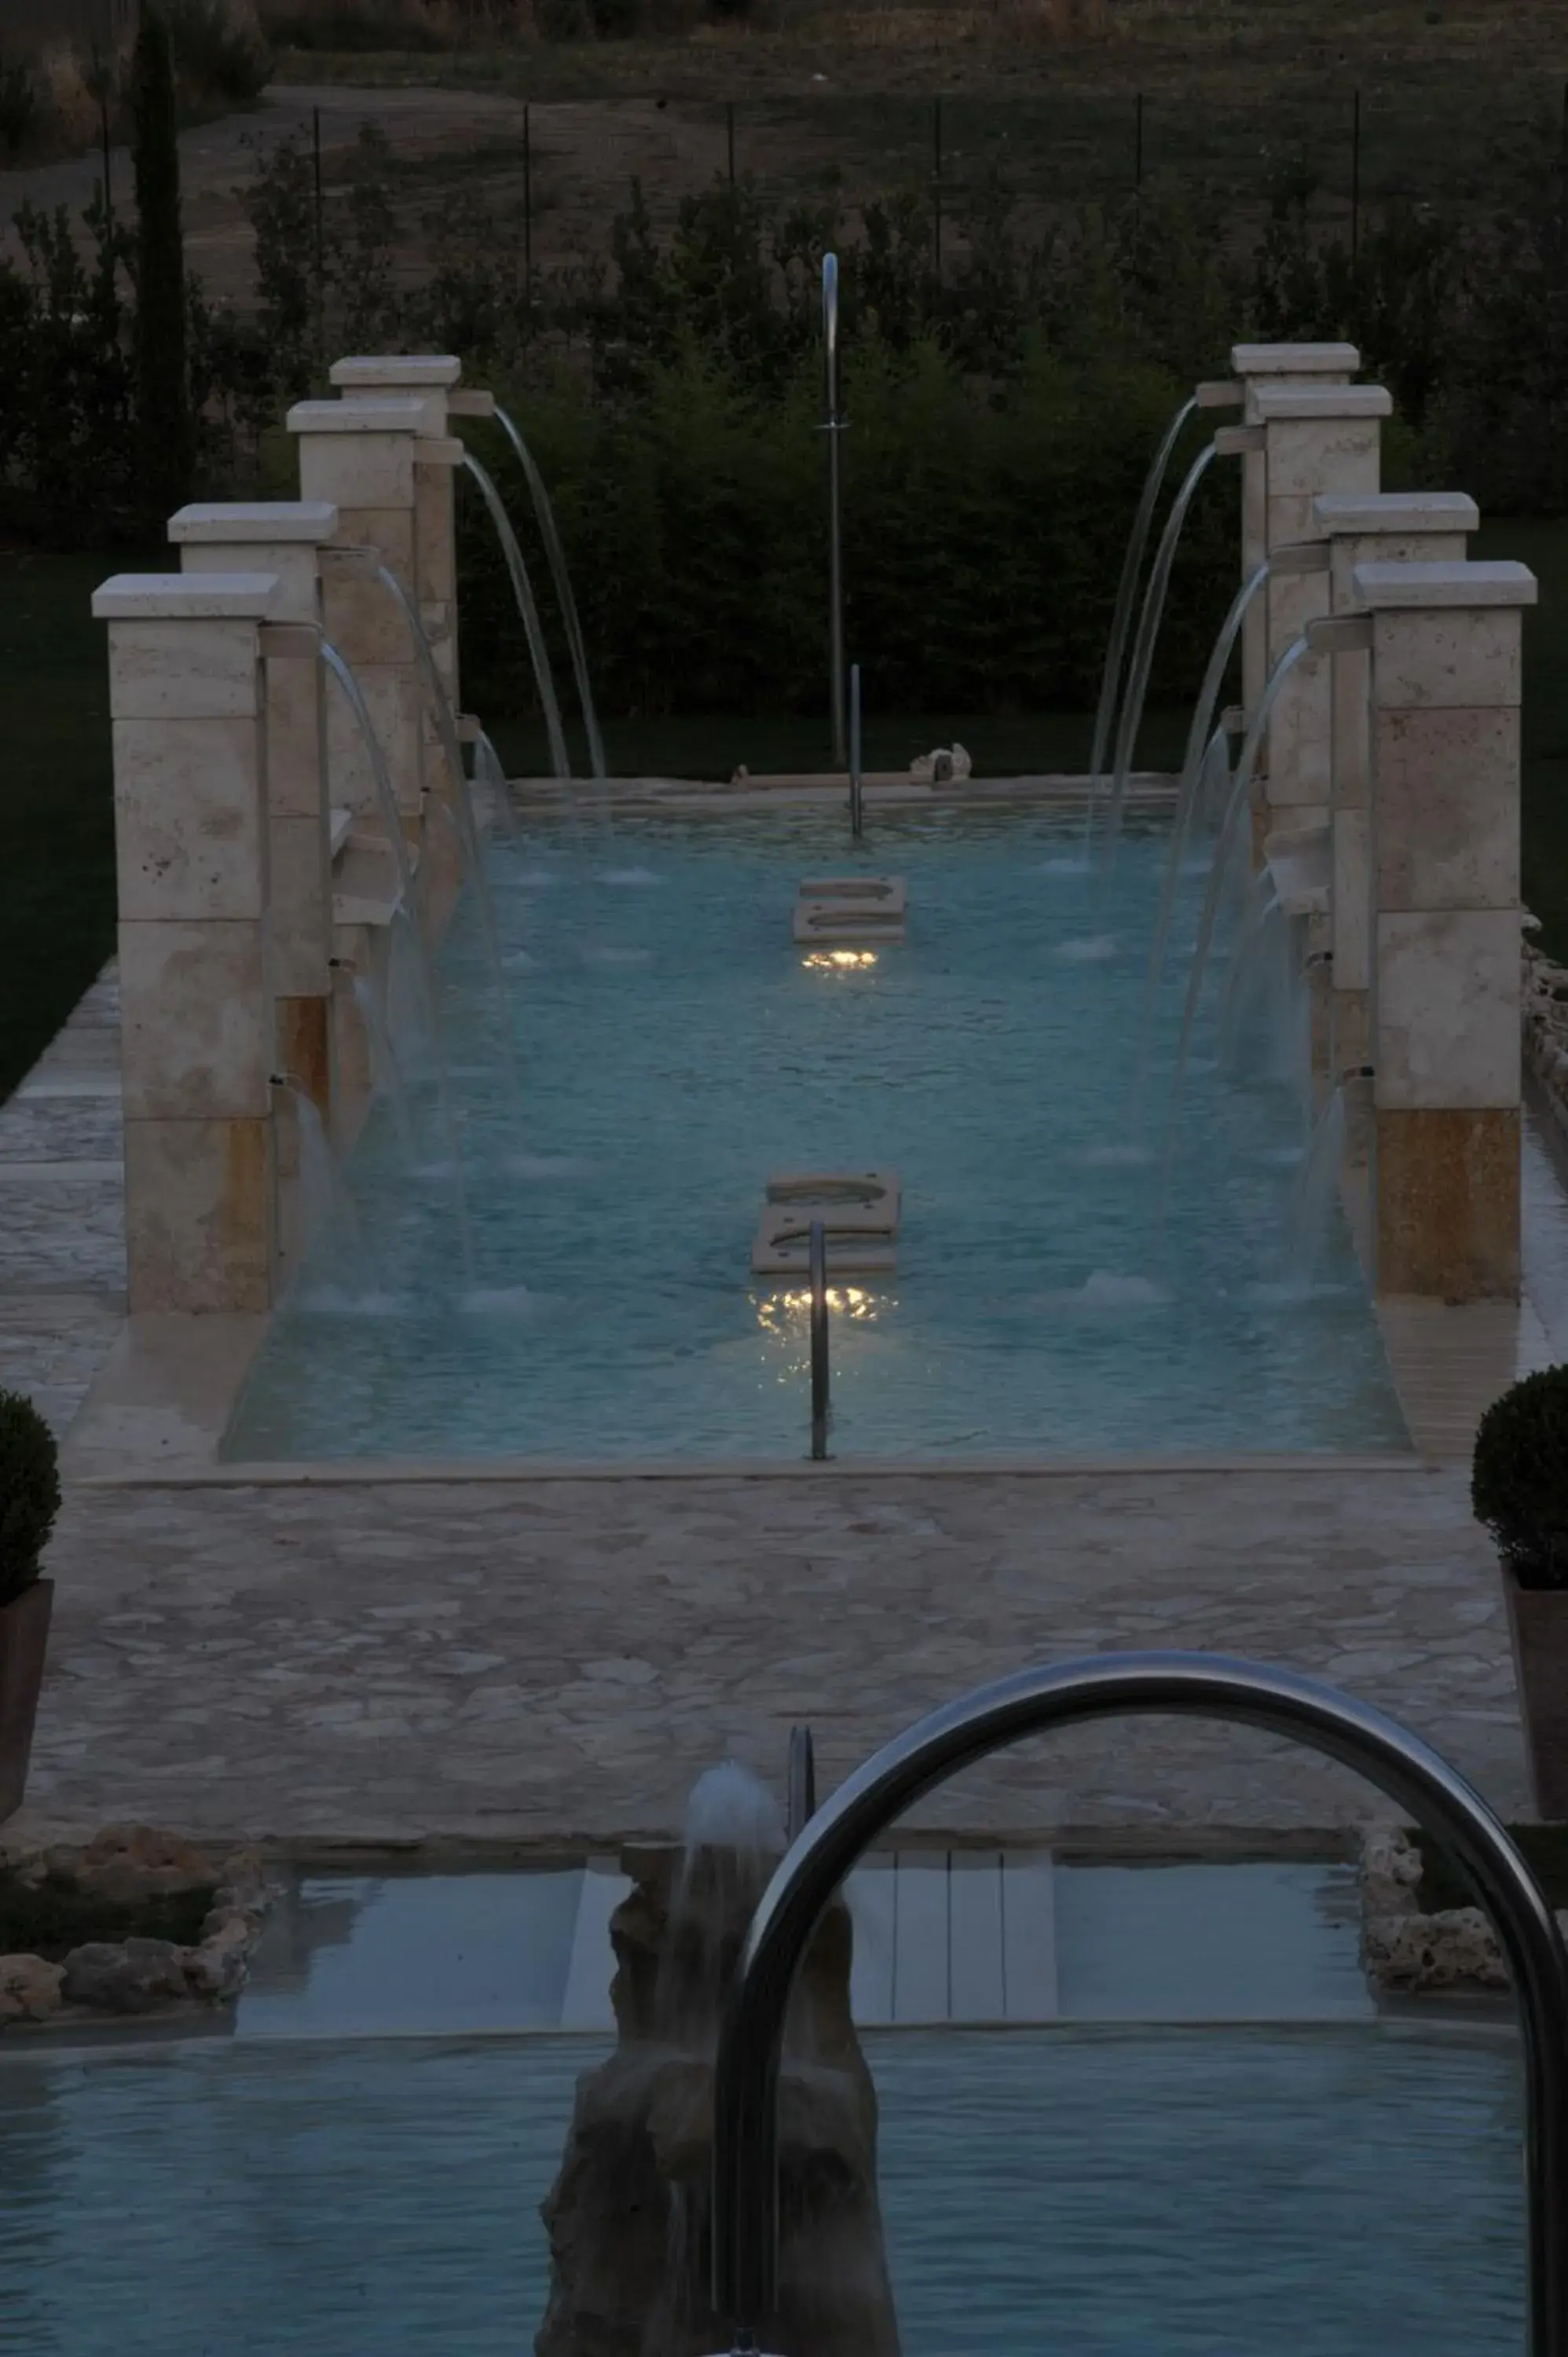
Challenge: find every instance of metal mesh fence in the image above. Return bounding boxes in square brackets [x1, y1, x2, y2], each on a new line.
[6, 0, 138, 56]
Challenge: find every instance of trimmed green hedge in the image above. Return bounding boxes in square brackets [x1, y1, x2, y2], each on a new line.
[457, 338, 1235, 722]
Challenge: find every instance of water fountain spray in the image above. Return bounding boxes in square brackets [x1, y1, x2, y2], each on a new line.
[1083, 391, 1199, 834]
[490, 403, 607, 783]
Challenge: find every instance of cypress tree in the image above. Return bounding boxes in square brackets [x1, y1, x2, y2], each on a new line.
[130, 4, 193, 530]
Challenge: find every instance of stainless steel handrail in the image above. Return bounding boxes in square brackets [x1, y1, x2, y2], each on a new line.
[786, 1725, 817, 1841]
[711, 1651, 1568, 2355]
[808, 1219, 830, 1461]
[822, 253, 848, 769]
[848, 662, 864, 841]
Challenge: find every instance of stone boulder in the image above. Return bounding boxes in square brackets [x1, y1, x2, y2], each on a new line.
[61, 1936, 193, 2014]
[537, 1845, 900, 2357]
[68, 1824, 215, 1907]
[0, 1952, 64, 2022]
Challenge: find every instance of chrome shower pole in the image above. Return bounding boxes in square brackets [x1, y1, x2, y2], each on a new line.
[822, 252, 847, 770]
[849, 662, 863, 841]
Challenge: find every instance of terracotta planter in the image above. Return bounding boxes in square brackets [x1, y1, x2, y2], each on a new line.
[1502, 1563, 1568, 1821]
[0, 1578, 53, 1825]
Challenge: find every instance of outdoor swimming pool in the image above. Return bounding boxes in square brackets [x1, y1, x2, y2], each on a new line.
[0, 2023, 1522, 2354]
[225, 811, 1408, 1461]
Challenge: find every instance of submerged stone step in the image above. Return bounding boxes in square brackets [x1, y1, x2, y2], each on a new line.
[766, 1169, 902, 1226]
[751, 1204, 898, 1277]
[793, 873, 909, 946]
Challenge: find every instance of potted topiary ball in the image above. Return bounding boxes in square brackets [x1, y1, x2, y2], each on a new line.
[0, 1390, 60, 1824]
[1472, 1365, 1568, 1821]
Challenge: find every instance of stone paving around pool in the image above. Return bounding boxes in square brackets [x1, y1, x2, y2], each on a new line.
[12, 1462, 1530, 1851]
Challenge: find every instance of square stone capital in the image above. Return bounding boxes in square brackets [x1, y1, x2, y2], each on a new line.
[1313, 490, 1478, 537]
[331, 354, 462, 390]
[1231, 341, 1359, 376]
[170, 501, 339, 544]
[93, 571, 278, 621]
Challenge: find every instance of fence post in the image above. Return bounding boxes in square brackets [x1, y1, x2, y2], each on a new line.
[311, 106, 324, 350]
[932, 95, 943, 284]
[1350, 88, 1361, 263]
[523, 101, 533, 320]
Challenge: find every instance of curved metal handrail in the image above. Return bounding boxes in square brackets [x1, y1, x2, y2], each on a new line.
[711, 1651, 1568, 2355]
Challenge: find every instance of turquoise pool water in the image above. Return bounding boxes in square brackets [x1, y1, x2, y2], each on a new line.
[225, 812, 1407, 1460]
[0, 2025, 1522, 2354]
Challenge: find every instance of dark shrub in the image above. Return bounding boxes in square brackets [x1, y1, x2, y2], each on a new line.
[0, 52, 37, 159]
[164, 0, 271, 103]
[0, 1391, 60, 1608]
[1472, 1366, 1568, 1592]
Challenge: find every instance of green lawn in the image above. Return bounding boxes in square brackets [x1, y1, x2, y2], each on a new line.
[2, 519, 1564, 1107]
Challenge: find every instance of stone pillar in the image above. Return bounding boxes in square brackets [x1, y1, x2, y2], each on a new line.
[287, 395, 433, 828]
[329, 356, 465, 713]
[1252, 382, 1391, 827]
[93, 572, 280, 1313]
[1309, 493, 1478, 1083]
[1230, 343, 1359, 719]
[169, 501, 342, 1282]
[169, 502, 339, 1111]
[1357, 559, 1536, 1299]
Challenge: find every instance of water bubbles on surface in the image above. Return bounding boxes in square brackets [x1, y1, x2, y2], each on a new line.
[507, 1154, 590, 1179]
[1032, 1270, 1171, 1310]
[1055, 934, 1118, 962]
[581, 945, 653, 966]
[1036, 856, 1090, 877]
[599, 867, 661, 888]
[1073, 1142, 1152, 1168]
[460, 1285, 540, 1315]
[1075, 1270, 1170, 1307]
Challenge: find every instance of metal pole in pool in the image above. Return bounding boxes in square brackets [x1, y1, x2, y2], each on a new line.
[808, 1220, 830, 1461]
[849, 663, 863, 841]
[822, 253, 848, 769]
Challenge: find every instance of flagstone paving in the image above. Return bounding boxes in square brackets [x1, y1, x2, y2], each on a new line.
[13, 1461, 1528, 1853]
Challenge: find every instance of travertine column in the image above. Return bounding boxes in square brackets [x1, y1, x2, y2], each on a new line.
[287, 395, 431, 826]
[1231, 343, 1359, 718]
[1253, 382, 1391, 827]
[1310, 493, 1478, 1080]
[169, 500, 339, 1119]
[93, 572, 280, 1312]
[329, 356, 465, 711]
[1357, 559, 1536, 1299]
